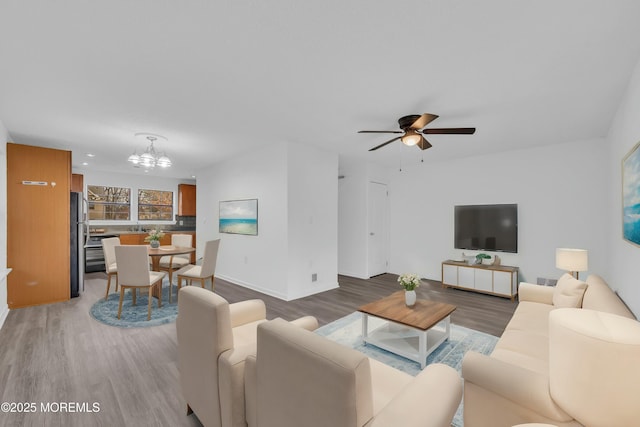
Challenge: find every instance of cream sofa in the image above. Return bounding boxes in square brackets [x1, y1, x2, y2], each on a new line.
[244, 318, 463, 427]
[462, 274, 639, 427]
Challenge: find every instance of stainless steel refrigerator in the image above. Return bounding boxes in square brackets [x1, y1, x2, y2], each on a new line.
[70, 192, 88, 297]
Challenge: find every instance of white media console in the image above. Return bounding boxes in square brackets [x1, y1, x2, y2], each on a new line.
[441, 260, 519, 300]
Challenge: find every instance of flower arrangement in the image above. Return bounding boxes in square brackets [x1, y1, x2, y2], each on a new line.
[398, 273, 421, 291]
[144, 228, 165, 242]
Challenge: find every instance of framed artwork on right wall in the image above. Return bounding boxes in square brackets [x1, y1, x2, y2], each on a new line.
[623, 141, 640, 246]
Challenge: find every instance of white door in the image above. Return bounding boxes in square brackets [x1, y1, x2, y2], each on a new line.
[368, 182, 389, 277]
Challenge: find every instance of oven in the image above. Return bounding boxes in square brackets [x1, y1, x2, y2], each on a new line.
[85, 235, 119, 273]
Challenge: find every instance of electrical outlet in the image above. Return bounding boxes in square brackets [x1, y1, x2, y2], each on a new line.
[312, 273, 317, 282]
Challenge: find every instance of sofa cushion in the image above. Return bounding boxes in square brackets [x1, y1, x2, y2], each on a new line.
[582, 274, 636, 319]
[504, 301, 554, 336]
[552, 274, 587, 308]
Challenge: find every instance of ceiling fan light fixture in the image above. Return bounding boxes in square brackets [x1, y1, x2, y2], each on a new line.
[401, 130, 421, 146]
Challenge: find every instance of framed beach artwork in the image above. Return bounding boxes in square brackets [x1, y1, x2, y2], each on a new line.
[219, 199, 258, 236]
[623, 141, 640, 246]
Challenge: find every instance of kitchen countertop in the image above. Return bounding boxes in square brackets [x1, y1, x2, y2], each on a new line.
[90, 229, 195, 237]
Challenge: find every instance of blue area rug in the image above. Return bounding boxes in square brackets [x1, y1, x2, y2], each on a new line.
[89, 282, 178, 328]
[315, 312, 498, 427]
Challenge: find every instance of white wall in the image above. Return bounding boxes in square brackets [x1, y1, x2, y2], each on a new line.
[338, 157, 394, 279]
[607, 56, 640, 316]
[338, 157, 369, 278]
[197, 142, 338, 300]
[0, 120, 10, 329]
[197, 143, 290, 299]
[286, 143, 339, 298]
[388, 138, 609, 284]
[78, 169, 193, 226]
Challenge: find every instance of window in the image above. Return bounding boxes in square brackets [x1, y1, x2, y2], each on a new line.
[138, 189, 173, 221]
[88, 186, 131, 220]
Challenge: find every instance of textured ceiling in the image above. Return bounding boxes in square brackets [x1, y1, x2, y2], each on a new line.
[1, 1, 640, 179]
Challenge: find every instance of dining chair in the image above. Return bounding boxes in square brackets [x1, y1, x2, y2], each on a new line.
[176, 239, 220, 295]
[102, 237, 120, 300]
[115, 245, 166, 321]
[158, 233, 193, 289]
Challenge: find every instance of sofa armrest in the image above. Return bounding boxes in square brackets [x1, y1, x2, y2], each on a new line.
[367, 364, 462, 427]
[289, 315, 319, 331]
[518, 282, 554, 305]
[229, 299, 267, 327]
[462, 352, 571, 422]
[219, 343, 257, 427]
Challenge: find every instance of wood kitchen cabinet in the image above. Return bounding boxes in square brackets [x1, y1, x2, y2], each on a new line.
[7, 143, 71, 308]
[71, 173, 84, 192]
[120, 232, 196, 262]
[178, 184, 196, 216]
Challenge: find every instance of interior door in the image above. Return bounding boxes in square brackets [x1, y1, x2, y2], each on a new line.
[368, 182, 389, 277]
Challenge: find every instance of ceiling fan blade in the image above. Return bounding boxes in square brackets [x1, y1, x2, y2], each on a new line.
[417, 137, 433, 150]
[410, 113, 439, 129]
[358, 130, 403, 134]
[368, 136, 401, 151]
[422, 127, 476, 134]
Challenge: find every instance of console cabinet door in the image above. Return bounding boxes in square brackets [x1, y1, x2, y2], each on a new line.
[442, 264, 458, 286]
[493, 271, 513, 295]
[458, 267, 475, 289]
[474, 269, 493, 292]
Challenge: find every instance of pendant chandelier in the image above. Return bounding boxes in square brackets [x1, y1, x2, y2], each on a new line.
[127, 134, 172, 169]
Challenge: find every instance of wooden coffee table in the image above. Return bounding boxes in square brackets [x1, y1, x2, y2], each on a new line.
[358, 291, 456, 368]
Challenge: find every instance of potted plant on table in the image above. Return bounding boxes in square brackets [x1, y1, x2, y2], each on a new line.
[475, 253, 492, 265]
[144, 228, 165, 248]
[398, 273, 421, 308]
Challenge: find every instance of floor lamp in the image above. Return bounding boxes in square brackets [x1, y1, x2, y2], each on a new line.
[556, 248, 588, 279]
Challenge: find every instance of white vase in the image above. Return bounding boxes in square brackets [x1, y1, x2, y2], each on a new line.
[405, 290, 416, 308]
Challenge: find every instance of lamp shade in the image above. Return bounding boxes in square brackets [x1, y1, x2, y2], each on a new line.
[555, 248, 588, 272]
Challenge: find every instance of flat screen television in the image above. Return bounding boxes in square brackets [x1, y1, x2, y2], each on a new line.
[454, 204, 518, 253]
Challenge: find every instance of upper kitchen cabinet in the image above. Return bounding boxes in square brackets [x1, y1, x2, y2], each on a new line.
[178, 184, 196, 216]
[71, 173, 84, 192]
[7, 143, 71, 308]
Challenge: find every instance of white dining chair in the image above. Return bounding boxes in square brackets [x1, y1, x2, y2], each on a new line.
[102, 237, 120, 300]
[176, 239, 220, 295]
[158, 233, 193, 291]
[115, 245, 166, 321]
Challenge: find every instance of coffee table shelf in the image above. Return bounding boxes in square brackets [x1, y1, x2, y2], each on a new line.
[362, 315, 451, 368]
[359, 292, 456, 369]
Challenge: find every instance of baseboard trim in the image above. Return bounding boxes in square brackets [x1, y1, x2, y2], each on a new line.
[216, 274, 339, 302]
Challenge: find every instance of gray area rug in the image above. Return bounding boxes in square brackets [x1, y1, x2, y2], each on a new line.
[315, 311, 499, 427]
[90, 281, 178, 328]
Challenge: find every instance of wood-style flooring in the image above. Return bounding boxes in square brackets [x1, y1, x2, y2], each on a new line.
[0, 272, 517, 427]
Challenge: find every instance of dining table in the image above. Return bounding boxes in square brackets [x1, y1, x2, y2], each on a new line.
[147, 245, 196, 299]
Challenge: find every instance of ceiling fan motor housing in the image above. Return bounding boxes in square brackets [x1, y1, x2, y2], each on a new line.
[398, 115, 422, 130]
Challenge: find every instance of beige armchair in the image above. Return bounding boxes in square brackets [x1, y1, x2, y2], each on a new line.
[176, 286, 317, 427]
[244, 318, 463, 427]
[101, 236, 120, 300]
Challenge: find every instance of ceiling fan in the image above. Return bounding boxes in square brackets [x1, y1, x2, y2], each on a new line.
[358, 113, 476, 151]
